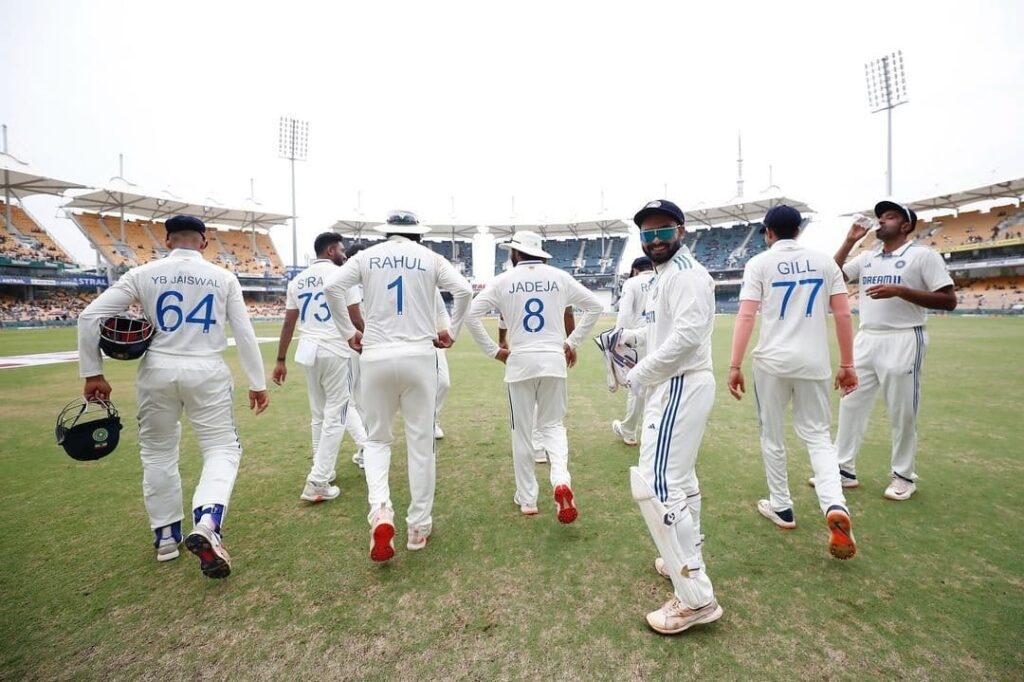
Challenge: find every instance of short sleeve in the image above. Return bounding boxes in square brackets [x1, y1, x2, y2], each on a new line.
[344, 285, 362, 306]
[738, 258, 763, 301]
[918, 250, 954, 292]
[285, 282, 298, 310]
[842, 253, 864, 282]
[826, 260, 848, 296]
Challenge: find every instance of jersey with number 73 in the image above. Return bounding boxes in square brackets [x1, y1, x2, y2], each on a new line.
[738, 240, 848, 380]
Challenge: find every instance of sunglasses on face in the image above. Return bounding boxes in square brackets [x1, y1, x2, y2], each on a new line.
[639, 226, 678, 244]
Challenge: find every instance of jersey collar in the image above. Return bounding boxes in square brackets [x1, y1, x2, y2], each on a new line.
[652, 245, 693, 274]
[874, 240, 915, 258]
[169, 248, 203, 259]
[769, 239, 799, 250]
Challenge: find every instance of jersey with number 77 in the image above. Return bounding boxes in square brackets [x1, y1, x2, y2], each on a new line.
[738, 239, 848, 380]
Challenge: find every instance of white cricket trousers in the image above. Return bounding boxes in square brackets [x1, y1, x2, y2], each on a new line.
[506, 376, 571, 506]
[836, 327, 927, 481]
[346, 354, 368, 447]
[638, 370, 715, 608]
[621, 390, 646, 440]
[303, 347, 353, 483]
[136, 357, 241, 531]
[359, 348, 438, 531]
[435, 348, 450, 425]
[752, 367, 846, 514]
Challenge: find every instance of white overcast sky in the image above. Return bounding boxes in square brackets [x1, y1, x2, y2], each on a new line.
[2, 0, 1022, 270]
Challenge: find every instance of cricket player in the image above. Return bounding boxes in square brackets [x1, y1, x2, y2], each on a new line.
[465, 231, 603, 523]
[323, 210, 473, 562]
[78, 214, 269, 579]
[611, 256, 656, 446]
[820, 200, 956, 500]
[622, 199, 722, 635]
[272, 232, 366, 503]
[727, 205, 858, 560]
[498, 308, 577, 464]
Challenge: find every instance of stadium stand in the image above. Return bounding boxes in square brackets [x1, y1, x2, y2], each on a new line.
[0, 290, 97, 323]
[0, 201, 75, 264]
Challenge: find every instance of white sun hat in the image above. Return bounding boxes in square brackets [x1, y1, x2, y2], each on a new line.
[498, 230, 551, 259]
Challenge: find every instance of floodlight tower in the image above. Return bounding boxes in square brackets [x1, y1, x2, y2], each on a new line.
[865, 51, 909, 196]
[278, 116, 309, 270]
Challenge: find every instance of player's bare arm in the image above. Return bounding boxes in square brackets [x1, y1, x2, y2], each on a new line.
[828, 292, 859, 395]
[834, 222, 868, 270]
[865, 283, 957, 310]
[727, 299, 758, 400]
[347, 303, 365, 333]
[272, 308, 299, 385]
[83, 375, 112, 401]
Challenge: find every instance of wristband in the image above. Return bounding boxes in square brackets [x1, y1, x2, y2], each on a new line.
[276, 357, 286, 362]
[729, 365, 741, 370]
[839, 364, 853, 369]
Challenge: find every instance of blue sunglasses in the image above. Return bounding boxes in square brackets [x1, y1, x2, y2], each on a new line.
[639, 226, 678, 244]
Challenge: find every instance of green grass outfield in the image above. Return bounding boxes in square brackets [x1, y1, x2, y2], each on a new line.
[1, 316, 1021, 680]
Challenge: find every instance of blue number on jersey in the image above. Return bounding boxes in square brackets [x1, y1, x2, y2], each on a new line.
[771, 278, 825, 319]
[523, 297, 545, 332]
[387, 276, 404, 315]
[297, 291, 331, 322]
[156, 290, 218, 333]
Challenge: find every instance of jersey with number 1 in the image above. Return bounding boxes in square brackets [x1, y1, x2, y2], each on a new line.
[323, 236, 473, 355]
[739, 239, 847, 380]
[286, 259, 360, 357]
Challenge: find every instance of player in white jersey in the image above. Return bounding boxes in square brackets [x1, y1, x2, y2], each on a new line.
[611, 256, 656, 446]
[621, 200, 722, 635]
[77, 215, 269, 579]
[465, 231, 603, 522]
[272, 233, 366, 503]
[726, 205, 859, 560]
[323, 210, 473, 562]
[821, 201, 956, 501]
[498, 308, 577, 464]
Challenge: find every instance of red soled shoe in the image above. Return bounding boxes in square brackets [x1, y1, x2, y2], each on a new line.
[553, 484, 577, 524]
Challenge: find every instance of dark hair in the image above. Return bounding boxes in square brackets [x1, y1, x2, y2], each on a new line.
[313, 232, 344, 257]
[769, 222, 800, 240]
[345, 242, 370, 259]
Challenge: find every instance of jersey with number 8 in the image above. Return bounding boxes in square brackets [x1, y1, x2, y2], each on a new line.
[739, 240, 848, 380]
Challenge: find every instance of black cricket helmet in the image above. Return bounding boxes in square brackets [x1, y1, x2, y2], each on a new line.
[99, 314, 154, 360]
[55, 398, 123, 461]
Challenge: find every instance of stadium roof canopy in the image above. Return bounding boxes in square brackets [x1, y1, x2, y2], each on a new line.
[684, 195, 814, 228]
[64, 187, 290, 231]
[906, 177, 1024, 214]
[0, 160, 87, 202]
[331, 218, 631, 240]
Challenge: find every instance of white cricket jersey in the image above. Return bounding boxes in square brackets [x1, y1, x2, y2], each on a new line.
[843, 241, 953, 331]
[629, 246, 715, 385]
[739, 240, 847, 380]
[323, 236, 473, 358]
[466, 260, 603, 382]
[616, 272, 657, 330]
[78, 248, 266, 390]
[286, 259, 361, 358]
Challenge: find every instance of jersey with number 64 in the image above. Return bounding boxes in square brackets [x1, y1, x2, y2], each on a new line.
[738, 239, 847, 380]
[467, 260, 604, 382]
[286, 259, 361, 358]
[77, 248, 266, 390]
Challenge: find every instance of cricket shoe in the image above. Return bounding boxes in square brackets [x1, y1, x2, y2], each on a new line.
[301, 480, 341, 503]
[434, 424, 445, 440]
[826, 506, 857, 560]
[352, 448, 365, 469]
[808, 470, 859, 489]
[611, 420, 638, 447]
[407, 525, 431, 551]
[757, 499, 796, 529]
[553, 484, 577, 524]
[184, 521, 232, 579]
[369, 505, 396, 562]
[646, 597, 723, 635]
[514, 493, 539, 516]
[884, 476, 917, 501]
[154, 523, 181, 563]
